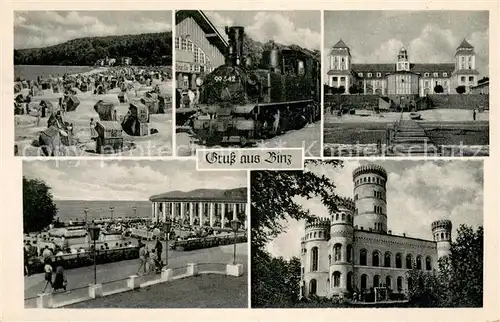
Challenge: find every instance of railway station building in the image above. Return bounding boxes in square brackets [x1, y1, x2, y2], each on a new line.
[175, 10, 228, 91]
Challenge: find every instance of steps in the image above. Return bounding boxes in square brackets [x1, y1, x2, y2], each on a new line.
[387, 119, 441, 156]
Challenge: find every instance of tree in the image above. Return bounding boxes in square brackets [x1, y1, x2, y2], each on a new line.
[349, 84, 359, 94]
[434, 84, 444, 93]
[455, 85, 466, 94]
[406, 225, 483, 307]
[251, 160, 345, 307]
[23, 176, 57, 233]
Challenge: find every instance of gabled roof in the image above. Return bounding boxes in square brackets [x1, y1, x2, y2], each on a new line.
[175, 10, 229, 54]
[457, 39, 474, 50]
[149, 187, 247, 202]
[333, 39, 349, 49]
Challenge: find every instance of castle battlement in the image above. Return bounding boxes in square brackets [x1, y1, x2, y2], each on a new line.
[353, 164, 388, 181]
[305, 217, 331, 230]
[431, 219, 452, 231]
[334, 196, 355, 212]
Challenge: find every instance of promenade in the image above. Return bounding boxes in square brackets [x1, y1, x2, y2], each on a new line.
[25, 243, 247, 308]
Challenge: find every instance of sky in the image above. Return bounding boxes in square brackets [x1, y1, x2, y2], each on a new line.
[23, 160, 247, 201]
[204, 11, 321, 50]
[324, 11, 489, 79]
[14, 11, 173, 49]
[265, 160, 484, 260]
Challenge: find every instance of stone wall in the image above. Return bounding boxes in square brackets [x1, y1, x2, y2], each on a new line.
[427, 94, 489, 110]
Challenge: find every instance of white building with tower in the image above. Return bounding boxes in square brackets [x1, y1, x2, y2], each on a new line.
[300, 164, 453, 299]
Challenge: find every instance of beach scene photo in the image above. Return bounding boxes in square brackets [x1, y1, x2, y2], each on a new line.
[14, 11, 174, 157]
[323, 11, 489, 157]
[23, 159, 248, 308]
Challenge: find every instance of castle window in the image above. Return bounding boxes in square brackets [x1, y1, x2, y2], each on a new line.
[441, 232, 444, 239]
[346, 244, 353, 263]
[424, 73, 429, 77]
[406, 254, 413, 269]
[332, 271, 341, 288]
[311, 247, 319, 271]
[342, 213, 346, 221]
[397, 277, 403, 292]
[384, 252, 391, 267]
[386, 276, 392, 289]
[372, 251, 380, 267]
[408, 277, 413, 290]
[358, 73, 363, 77]
[367, 73, 372, 78]
[461, 76, 466, 83]
[373, 275, 380, 288]
[433, 72, 438, 77]
[328, 254, 331, 265]
[469, 76, 474, 82]
[416, 256, 422, 270]
[334, 244, 342, 262]
[359, 274, 367, 290]
[336, 214, 339, 221]
[347, 214, 351, 223]
[443, 72, 448, 77]
[396, 253, 402, 268]
[377, 72, 381, 77]
[360, 249, 367, 266]
[318, 231, 322, 238]
[314, 232, 317, 238]
[426, 256, 432, 270]
[309, 279, 317, 295]
[333, 77, 338, 82]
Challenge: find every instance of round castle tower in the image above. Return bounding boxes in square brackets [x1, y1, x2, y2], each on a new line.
[302, 217, 330, 297]
[328, 201, 355, 296]
[353, 164, 388, 233]
[431, 219, 452, 258]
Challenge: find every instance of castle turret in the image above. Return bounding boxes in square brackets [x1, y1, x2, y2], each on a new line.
[431, 219, 452, 258]
[396, 47, 410, 72]
[328, 39, 352, 93]
[328, 202, 355, 296]
[353, 164, 388, 233]
[453, 39, 479, 93]
[302, 217, 330, 297]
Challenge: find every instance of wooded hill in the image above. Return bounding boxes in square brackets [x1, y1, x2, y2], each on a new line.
[14, 32, 172, 66]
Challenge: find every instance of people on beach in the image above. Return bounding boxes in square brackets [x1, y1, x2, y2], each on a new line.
[137, 240, 148, 275]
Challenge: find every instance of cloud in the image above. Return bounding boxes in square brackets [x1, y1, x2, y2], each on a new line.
[246, 12, 320, 50]
[14, 11, 172, 49]
[23, 160, 246, 201]
[266, 161, 483, 259]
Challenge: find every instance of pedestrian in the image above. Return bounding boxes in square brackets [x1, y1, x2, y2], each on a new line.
[52, 262, 68, 292]
[90, 118, 96, 138]
[155, 238, 163, 266]
[42, 259, 53, 293]
[136, 241, 148, 275]
[36, 109, 41, 127]
[473, 109, 476, 121]
[148, 249, 157, 274]
[42, 245, 53, 262]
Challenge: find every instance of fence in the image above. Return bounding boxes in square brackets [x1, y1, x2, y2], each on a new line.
[170, 233, 247, 251]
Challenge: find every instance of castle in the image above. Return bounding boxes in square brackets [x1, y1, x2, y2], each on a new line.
[326, 39, 479, 98]
[300, 164, 453, 298]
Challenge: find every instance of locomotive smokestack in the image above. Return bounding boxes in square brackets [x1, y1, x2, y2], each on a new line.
[225, 26, 245, 67]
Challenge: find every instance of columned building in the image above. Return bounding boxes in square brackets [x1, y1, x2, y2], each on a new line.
[300, 164, 453, 299]
[175, 10, 228, 91]
[326, 38, 480, 98]
[149, 187, 247, 229]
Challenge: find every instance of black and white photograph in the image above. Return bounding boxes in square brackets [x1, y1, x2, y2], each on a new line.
[23, 160, 248, 308]
[251, 160, 483, 308]
[14, 11, 174, 157]
[174, 10, 322, 156]
[323, 11, 489, 157]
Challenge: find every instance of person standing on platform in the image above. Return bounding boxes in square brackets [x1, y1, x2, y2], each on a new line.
[155, 239, 163, 266]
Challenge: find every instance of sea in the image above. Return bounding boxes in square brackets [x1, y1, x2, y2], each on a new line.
[14, 65, 96, 81]
[54, 200, 151, 222]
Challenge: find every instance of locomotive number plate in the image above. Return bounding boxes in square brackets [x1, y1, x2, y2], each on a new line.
[214, 75, 237, 83]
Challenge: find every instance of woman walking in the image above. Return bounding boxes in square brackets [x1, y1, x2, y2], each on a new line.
[42, 259, 53, 293]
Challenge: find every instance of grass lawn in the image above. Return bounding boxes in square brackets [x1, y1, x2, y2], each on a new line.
[65, 273, 248, 308]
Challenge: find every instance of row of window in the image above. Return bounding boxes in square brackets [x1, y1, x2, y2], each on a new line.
[374, 222, 384, 231]
[331, 76, 347, 82]
[308, 246, 433, 271]
[374, 205, 384, 214]
[356, 72, 449, 78]
[175, 37, 210, 66]
[424, 80, 448, 88]
[355, 176, 386, 186]
[434, 232, 450, 241]
[304, 231, 329, 240]
[460, 76, 475, 83]
[307, 274, 411, 295]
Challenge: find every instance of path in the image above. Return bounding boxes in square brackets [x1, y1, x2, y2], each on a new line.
[25, 243, 247, 301]
[387, 119, 440, 156]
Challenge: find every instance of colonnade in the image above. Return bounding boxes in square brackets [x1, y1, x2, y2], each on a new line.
[151, 201, 247, 229]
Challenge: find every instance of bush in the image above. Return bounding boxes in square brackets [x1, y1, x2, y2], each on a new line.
[455, 85, 466, 94]
[434, 85, 444, 93]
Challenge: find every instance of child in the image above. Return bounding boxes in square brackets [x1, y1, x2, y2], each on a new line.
[42, 259, 53, 293]
[52, 263, 68, 292]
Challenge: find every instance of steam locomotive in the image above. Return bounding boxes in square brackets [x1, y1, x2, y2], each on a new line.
[176, 26, 321, 146]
